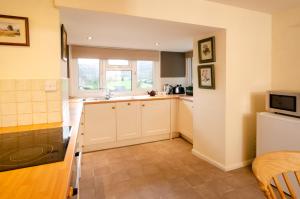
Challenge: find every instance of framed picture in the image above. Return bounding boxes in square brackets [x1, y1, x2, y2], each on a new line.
[198, 36, 215, 63]
[198, 64, 215, 89]
[0, 15, 29, 46]
[61, 24, 68, 62]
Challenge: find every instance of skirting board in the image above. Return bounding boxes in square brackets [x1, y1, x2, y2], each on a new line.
[83, 133, 171, 152]
[192, 149, 253, 171]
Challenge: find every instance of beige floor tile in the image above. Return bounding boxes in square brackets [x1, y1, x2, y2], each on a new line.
[80, 138, 264, 199]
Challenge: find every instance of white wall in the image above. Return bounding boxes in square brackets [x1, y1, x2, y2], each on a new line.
[192, 30, 226, 167]
[0, 0, 61, 79]
[272, 7, 300, 91]
[55, 0, 272, 170]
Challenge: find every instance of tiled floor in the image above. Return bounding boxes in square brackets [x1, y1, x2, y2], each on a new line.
[79, 138, 265, 199]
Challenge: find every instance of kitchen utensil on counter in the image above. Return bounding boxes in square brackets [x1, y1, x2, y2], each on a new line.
[163, 84, 173, 95]
[185, 86, 193, 96]
[147, 90, 157, 96]
[173, 85, 185, 94]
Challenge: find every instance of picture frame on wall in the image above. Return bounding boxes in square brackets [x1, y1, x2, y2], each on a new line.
[61, 24, 68, 62]
[0, 15, 30, 46]
[198, 36, 215, 63]
[198, 64, 215, 89]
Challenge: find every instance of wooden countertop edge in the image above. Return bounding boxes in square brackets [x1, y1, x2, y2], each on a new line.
[83, 95, 193, 105]
[60, 101, 83, 199]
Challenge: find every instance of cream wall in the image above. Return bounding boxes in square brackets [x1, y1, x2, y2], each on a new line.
[192, 30, 226, 167]
[54, 0, 272, 170]
[0, 0, 61, 79]
[272, 7, 300, 91]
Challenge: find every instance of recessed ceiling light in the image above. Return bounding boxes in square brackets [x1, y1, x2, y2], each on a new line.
[87, 36, 92, 40]
[155, 42, 159, 46]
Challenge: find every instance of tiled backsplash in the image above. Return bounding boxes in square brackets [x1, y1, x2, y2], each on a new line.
[0, 79, 66, 127]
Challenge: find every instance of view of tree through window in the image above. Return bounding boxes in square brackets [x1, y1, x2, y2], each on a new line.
[137, 61, 154, 89]
[106, 71, 132, 92]
[78, 59, 100, 91]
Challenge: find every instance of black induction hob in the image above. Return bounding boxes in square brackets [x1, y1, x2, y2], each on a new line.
[0, 126, 71, 172]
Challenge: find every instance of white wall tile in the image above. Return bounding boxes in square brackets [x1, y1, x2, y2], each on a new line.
[0, 91, 16, 103]
[17, 102, 32, 114]
[16, 91, 31, 102]
[31, 80, 44, 90]
[47, 112, 62, 123]
[16, 80, 32, 91]
[46, 91, 61, 101]
[47, 101, 61, 112]
[2, 115, 17, 127]
[33, 113, 47, 124]
[18, 114, 32, 125]
[33, 102, 47, 113]
[0, 79, 63, 127]
[1, 103, 17, 115]
[32, 91, 46, 102]
[0, 80, 16, 91]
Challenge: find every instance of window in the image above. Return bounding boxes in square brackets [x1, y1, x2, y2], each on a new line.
[78, 59, 100, 91]
[108, 59, 129, 66]
[106, 70, 132, 92]
[75, 58, 156, 96]
[137, 61, 154, 89]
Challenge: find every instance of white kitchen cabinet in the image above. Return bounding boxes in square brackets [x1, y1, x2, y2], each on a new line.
[141, 100, 170, 137]
[116, 101, 140, 140]
[178, 99, 193, 141]
[170, 99, 178, 138]
[84, 103, 117, 146]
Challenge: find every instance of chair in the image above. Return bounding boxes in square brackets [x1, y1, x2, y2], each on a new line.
[252, 151, 300, 199]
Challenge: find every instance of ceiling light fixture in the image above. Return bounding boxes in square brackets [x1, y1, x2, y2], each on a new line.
[155, 42, 159, 46]
[87, 36, 92, 40]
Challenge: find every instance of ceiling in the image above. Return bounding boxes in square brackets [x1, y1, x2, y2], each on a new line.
[205, 0, 300, 14]
[60, 8, 219, 52]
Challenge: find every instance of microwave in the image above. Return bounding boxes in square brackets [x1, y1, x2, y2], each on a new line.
[266, 91, 300, 117]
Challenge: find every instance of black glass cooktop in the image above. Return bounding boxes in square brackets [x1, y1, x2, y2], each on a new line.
[0, 126, 71, 172]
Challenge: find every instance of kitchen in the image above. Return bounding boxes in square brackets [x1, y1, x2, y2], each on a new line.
[1, 0, 299, 199]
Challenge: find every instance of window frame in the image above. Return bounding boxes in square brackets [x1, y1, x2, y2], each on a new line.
[71, 58, 158, 98]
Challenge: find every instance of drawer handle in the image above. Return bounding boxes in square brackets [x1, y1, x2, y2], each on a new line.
[141, 104, 145, 107]
[128, 103, 131, 106]
[112, 107, 115, 109]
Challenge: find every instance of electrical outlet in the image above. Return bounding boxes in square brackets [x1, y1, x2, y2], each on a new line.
[45, 80, 57, 91]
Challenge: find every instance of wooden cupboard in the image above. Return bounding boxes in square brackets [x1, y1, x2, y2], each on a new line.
[84, 103, 117, 146]
[141, 100, 170, 136]
[116, 101, 140, 140]
[178, 99, 193, 141]
[83, 99, 171, 151]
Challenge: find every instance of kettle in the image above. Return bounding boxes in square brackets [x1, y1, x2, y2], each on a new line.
[173, 85, 185, 94]
[147, 90, 156, 96]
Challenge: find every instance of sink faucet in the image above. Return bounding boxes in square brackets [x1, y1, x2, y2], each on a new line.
[105, 89, 112, 100]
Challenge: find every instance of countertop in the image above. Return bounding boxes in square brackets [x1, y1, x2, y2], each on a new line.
[83, 94, 193, 104]
[0, 100, 83, 199]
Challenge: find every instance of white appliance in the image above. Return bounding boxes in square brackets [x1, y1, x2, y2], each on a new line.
[266, 90, 300, 118]
[257, 112, 300, 196]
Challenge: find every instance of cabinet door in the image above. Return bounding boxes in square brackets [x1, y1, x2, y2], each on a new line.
[141, 100, 170, 136]
[84, 103, 117, 146]
[178, 100, 193, 140]
[116, 101, 140, 140]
